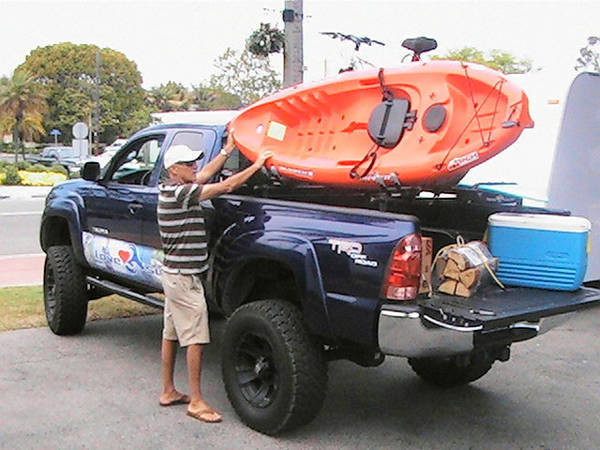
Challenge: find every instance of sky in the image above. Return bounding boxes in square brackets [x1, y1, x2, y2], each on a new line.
[1, 0, 598, 88]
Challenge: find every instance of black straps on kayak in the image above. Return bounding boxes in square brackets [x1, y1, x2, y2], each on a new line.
[378, 68, 394, 102]
[349, 69, 390, 180]
[351, 68, 417, 180]
[350, 143, 379, 179]
[436, 70, 505, 171]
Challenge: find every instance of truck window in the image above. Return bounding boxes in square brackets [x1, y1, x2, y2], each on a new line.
[167, 130, 217, 167]
[108, 135, 165, 185]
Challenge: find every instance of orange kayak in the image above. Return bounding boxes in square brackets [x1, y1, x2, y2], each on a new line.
[230, 60, 533, 188]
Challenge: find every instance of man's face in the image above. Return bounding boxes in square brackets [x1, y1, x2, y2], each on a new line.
[170, 160, 198, 182]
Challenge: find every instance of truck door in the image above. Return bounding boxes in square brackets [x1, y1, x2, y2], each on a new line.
[82, 133, 165, 287]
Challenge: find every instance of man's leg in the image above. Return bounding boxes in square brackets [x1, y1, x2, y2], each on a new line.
[186, 343, 222, 422]
[159, 338, 190, 405]
[159, 274, 190, 406]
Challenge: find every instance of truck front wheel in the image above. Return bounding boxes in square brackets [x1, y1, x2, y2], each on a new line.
[408, 352, 494, 387]
[44, 245, 88, 335]
[222, 300, 328, 435]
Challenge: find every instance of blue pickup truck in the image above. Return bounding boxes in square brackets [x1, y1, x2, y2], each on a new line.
[40, 122, 600, 435]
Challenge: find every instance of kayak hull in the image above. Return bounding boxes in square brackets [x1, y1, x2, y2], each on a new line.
[230, 61, 533, 188]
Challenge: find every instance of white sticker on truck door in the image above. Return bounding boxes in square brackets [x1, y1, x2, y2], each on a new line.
[328, 238, 378, 267]
[82, 232, 164, 288]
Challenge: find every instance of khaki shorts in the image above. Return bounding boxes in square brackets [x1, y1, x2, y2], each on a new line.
[161, 272, 210, 346]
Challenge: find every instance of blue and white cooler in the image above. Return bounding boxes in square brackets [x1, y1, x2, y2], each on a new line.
[487, 213, 591, 291]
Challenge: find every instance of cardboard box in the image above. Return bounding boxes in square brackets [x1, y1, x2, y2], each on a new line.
[419, 237, 433, 294]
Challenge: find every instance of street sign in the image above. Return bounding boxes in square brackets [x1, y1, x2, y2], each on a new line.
[72, 122, 88, 140]
[50, 129, 61, 144]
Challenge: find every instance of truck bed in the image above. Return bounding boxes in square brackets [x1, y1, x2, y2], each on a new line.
[243, 180, 567, 243]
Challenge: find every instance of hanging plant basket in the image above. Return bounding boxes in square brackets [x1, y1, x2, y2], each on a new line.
[247, 23, 285, 57]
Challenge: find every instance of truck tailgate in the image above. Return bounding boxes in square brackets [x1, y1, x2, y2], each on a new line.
[379, 286, 600, 358]
[419, 286, 600, 330]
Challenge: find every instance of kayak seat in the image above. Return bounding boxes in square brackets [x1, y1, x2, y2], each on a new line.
[401, 37, 438, 57]
[368, 98, 410, 148]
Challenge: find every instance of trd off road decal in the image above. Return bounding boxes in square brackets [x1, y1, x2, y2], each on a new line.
[328, 238, 378, 268]
[83, 232, 163, 288]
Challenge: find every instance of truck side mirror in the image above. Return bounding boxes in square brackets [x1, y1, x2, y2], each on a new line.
[82, 161, 101, 181]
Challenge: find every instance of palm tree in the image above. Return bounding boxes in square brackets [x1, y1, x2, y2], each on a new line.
[0, 71, 47, 163]
[146, 82, 191, 111]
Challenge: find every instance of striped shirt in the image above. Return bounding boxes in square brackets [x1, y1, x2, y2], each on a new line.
[158, 181, 208, 274]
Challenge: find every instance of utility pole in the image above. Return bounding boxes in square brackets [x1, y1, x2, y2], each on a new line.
[283, 0, 303, 87]
[92, 50, 101, 154]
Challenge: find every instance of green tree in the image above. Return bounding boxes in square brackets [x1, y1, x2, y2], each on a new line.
[17, 42, 150, 144]
[433, 47, 532, 74]
[575, 36, 600, 72]
[0, 71, 47, 162]
[146, 81, 191, 111]
[189, 84, 242, 110]
[209, 48, 281, 105]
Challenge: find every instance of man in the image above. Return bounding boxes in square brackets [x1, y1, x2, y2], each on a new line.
[157, 132, 272, 423]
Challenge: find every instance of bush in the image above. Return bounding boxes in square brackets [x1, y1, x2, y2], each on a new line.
[29, 164, 48, 172]
[50, 165, 68, 176]
[16, 161, 30, 170]
[2, 165, 21, 185]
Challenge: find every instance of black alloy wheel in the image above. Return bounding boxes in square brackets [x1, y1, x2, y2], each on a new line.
[234, 331, 279, 408]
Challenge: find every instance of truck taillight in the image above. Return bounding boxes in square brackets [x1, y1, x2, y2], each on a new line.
[381, 233, 422, 301]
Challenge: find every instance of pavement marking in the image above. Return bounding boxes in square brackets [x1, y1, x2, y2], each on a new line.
[0, 212, 42, 216]
[0, 253, 45, 260]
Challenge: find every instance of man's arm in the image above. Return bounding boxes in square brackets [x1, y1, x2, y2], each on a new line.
[194, 132, 236, 185]
[198, 150, 273, 201]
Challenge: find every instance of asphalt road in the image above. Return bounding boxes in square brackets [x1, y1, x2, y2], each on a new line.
[1, 310, 599, 449]
[0, 197, 45, 256]
[0, 195, 46, 286]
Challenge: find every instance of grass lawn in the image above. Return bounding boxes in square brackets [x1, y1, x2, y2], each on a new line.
[0, 286, 160, 333]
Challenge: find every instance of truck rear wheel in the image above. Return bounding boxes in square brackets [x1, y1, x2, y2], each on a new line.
[408, 352, 494, 387]
[222, 300, 327, 435]
[44, 245, 88, 335]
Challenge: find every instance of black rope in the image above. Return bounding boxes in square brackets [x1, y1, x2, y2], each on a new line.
[436, 79, 503, 170]
[487, 80, 504, 144]
[378, 68, 394, 101]
[462, 64, 486, 146]
[349, 69, 399, 180]
[350, 143, 379, 179]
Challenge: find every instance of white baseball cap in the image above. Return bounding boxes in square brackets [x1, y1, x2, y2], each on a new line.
[163, 144, 204, 169]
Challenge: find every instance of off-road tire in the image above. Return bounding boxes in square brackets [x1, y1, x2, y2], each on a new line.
[408, 352, 494, 387]
[44, 245, 88, 335]
[222, 300, 328, 435]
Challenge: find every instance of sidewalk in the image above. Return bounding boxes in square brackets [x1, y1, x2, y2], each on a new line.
[0, 254, 45, 287]
[0, 185, 53, 199]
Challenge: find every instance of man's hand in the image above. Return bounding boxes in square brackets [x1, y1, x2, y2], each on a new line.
[222, 129, 236, 155]
[199, 150, 274, 200]
[253, 150, 274, 168]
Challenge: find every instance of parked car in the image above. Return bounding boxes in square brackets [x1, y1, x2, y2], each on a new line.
[88, 149, 117, 169]
[104, 138, 128, 153]
[27, 145, 85, 175]
[86, 138, 128, 170]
